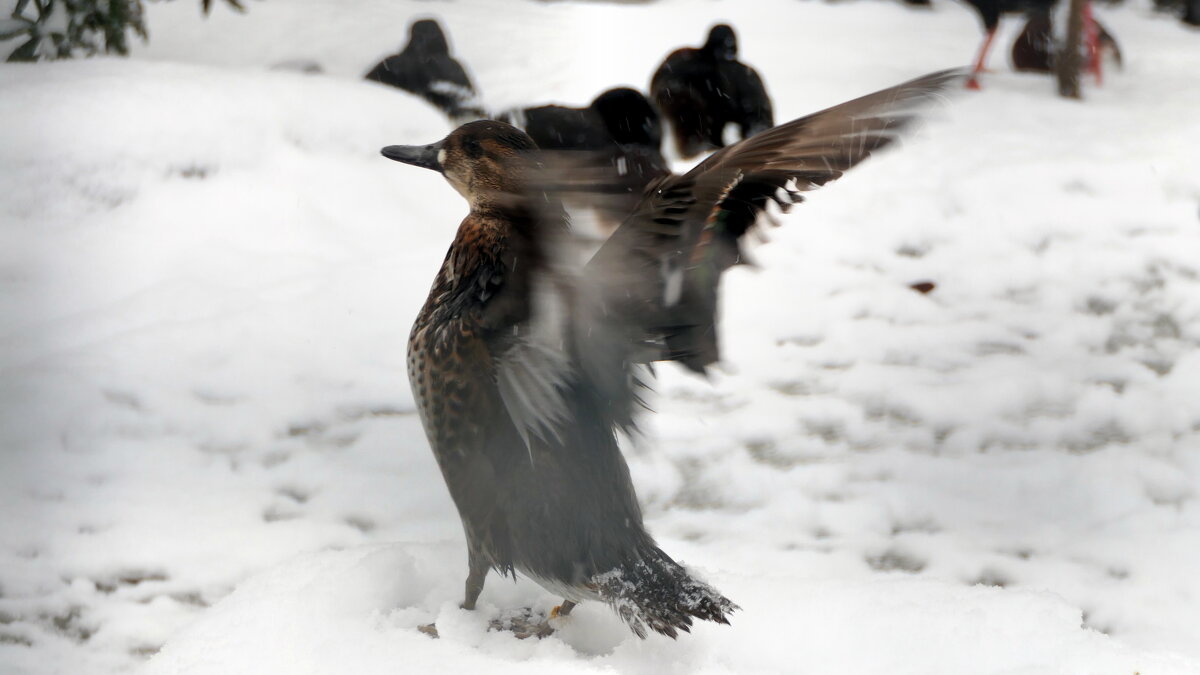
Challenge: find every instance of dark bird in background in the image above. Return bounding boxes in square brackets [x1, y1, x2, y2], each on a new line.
[380, 69, 961, 639]
[650, 24, 774, 159]
[498, 87, 670, 236]
[499, 87, 663, 153]
[588, 86, 665, 152]
[960, 0, 1110, 89]
[365, 19, 485, 121]
[1011, 8, 1122, 74]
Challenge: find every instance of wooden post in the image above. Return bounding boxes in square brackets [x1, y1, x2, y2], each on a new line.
[1057, 0, 1086, 98]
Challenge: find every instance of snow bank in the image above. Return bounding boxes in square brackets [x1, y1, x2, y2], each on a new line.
[144, 544, 1196, 675]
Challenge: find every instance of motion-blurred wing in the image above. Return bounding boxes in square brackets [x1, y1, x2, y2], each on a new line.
[584, 68, 964, 375]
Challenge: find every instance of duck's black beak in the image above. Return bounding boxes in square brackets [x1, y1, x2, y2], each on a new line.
[381, 140, 444, 172]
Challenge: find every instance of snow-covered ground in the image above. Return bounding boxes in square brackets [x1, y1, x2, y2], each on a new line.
[2, 0, 1199, 673]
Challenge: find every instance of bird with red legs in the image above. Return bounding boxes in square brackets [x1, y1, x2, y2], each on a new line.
[960, 0, 1111, 89]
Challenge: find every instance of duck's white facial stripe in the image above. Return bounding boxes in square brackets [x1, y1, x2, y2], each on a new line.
[437, 148, 447, 167]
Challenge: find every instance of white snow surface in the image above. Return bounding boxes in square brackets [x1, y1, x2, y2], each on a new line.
[2, 0, 1199, 673]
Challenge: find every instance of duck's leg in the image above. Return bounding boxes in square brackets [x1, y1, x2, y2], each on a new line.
[966, 27, 998, 90]
[461, 550, 489, 610]
[506, 600, 576, 639]
[419, 549, 487, 637]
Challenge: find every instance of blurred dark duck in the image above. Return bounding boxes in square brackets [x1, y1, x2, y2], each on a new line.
[500, 87, 662, 153]
[365, 19, 485, 121]
[498, 87, 669, 236]
[650, 24, 774, 159]
[380, 69, 961, 639]
[961, 0, 1109, 89]
[1011, 8, 1122, 74]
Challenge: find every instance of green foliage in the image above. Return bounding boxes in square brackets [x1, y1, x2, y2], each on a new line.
[4, 0, 147, 61]
[3, 0, 248, 62]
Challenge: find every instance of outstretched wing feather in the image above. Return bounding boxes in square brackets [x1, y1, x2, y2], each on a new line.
[583, 68, 964, 371]
[499, 69, 963, 439]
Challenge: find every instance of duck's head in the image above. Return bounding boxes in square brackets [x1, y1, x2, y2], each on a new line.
[704, 24, 737, 61]
[407, 19, 450, 55]
[382, 120, 539, 208]
[590, 87, 662, 150]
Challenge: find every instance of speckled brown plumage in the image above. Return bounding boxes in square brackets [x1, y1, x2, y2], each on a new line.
[405, 209, 526, 585]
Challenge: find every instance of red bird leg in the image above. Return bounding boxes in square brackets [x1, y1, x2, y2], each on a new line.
[1083, 0, 1103, 85]
[966, 27, 997, 90]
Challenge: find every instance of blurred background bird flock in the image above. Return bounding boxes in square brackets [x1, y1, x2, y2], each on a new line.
[1, 0, 1198, 673]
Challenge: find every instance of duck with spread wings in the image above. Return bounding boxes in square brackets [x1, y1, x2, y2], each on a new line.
[381, 69, 961, 639]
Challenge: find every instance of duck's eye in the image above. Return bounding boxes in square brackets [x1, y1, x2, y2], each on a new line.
[464, 138, 483, 159]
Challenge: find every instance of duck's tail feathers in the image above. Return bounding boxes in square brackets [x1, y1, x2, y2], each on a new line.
[592, 547, 737, 639]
